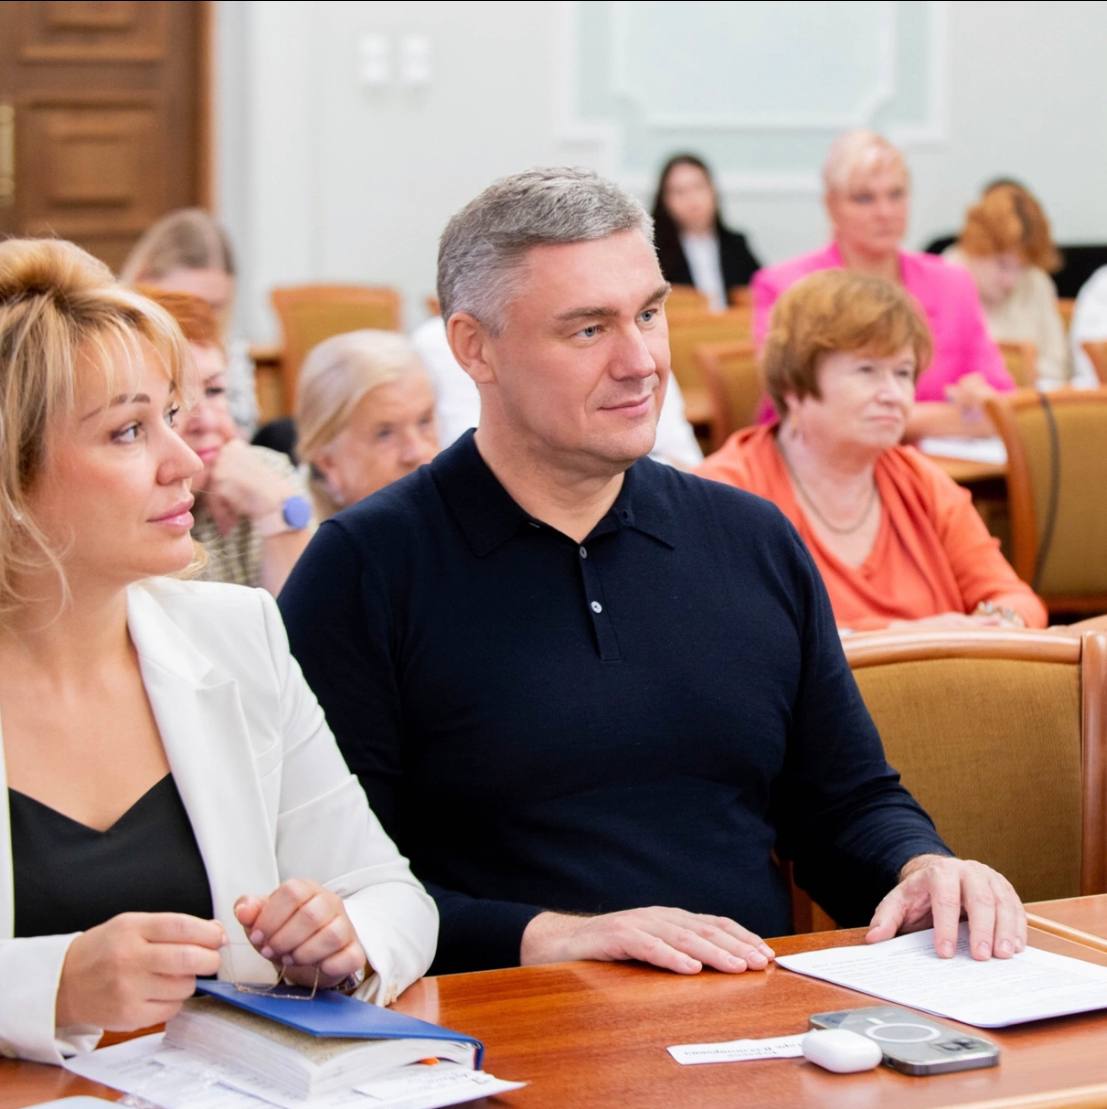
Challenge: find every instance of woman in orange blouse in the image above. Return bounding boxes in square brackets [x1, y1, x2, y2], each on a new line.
[696, 269, 1046, 632]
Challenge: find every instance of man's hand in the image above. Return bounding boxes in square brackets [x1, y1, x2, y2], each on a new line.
[865, 854, 1026, 960]
[520, 907, 775, 974]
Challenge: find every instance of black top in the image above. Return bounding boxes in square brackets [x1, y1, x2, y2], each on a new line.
[279, 433, 949, 974]
[11, 774, 213, 938]
[655, 226, 762, 291]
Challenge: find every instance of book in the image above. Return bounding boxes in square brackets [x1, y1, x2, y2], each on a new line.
[164, 989, 484, 1101]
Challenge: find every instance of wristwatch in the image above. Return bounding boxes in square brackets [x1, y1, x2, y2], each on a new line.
[255, 494, 313, 537]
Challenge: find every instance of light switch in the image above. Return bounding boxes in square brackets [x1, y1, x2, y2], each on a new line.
[358, 33, 391, 87]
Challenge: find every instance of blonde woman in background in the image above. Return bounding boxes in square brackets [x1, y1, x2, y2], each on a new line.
[121, 208, 257, 433]
[0, 240, 436, 1064]
[752, 131, 1013, 437]
[296, 330, 439, 518]
[944, 184, 1072, 386]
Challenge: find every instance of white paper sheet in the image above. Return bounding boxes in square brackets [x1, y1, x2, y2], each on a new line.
[917, 436, 1007, 465]
[64, 1034, 525, 1109]
[667, 1033, 805, 1065]
[777, 924, 1107, 1027]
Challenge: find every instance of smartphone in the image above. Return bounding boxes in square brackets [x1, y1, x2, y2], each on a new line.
[809, 1005, 1000, 1076]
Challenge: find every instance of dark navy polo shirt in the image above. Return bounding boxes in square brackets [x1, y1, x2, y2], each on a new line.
[279, 432, 948, 973]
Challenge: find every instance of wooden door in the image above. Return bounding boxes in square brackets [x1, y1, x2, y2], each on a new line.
[0, 1, 210, 273]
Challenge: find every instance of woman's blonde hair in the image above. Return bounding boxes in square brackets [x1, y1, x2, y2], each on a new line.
[0, 238, 191, 619]
[295, 330, 430, 518]
[822, 129, 909, 195]
[957, 184, 1061, 273]
[763, 269, 933, 416]
[296, 329, 426, 459]
[119, 208, 235, 284]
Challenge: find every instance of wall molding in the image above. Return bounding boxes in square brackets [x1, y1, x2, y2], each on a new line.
[555, 0, 949, 196]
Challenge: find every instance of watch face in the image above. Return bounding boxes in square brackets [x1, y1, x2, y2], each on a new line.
[283, 495, 313, 529]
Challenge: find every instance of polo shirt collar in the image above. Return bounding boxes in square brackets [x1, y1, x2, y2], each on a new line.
[431, 431, 676, 556]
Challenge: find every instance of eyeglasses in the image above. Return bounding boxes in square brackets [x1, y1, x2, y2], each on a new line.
[222, 943, 321, 1001]
[233, 964, 320, 1002]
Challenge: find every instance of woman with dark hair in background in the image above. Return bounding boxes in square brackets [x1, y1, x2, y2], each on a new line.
[651, 154, 761, 310]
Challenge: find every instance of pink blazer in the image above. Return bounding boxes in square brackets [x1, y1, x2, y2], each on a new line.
[751, 242, 1013, 401]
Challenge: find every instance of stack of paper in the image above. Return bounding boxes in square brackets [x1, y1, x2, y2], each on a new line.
[777, 924, 1107, 1027]
[165, 998, 479, 1100]
[65, 983, 525, 1108]
[66, 1035, 525, 1109]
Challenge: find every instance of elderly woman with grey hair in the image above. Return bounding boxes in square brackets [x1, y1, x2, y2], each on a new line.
[752, 130, 1014, 438]
[295, 330, 439, 517]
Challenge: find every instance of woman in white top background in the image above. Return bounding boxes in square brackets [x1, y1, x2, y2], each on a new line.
[650, 153, 762, 310]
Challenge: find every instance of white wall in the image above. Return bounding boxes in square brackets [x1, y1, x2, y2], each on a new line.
[216, 0, 1107, 343]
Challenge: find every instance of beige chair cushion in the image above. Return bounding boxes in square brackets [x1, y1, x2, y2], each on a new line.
[854, 657, 1082, 903]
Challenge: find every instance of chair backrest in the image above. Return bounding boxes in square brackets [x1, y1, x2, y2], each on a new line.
[693, 340, 761, 451]
[1082, 340, 1107, 385]
[848, 629, 1107, 903]
[665, 307, 752, 399]
[270, 284, 403, 408]
[666, 284, 710, 314]
[998, 340, 1038, 388]
[986, 389, 1107, 612]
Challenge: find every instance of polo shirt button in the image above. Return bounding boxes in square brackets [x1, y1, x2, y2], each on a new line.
[580, 546, 588, 559]
[590, 601, 603, 614]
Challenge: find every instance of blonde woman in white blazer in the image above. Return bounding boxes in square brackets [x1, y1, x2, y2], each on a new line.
[0, 240, 437, 1064]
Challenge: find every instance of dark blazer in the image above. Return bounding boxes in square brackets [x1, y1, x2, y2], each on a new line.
[657, 226, 762, 292]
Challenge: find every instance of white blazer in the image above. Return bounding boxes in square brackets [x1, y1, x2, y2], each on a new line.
[0, 578, 437, 1064]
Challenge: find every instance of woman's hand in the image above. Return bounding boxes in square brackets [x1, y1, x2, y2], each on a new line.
[55, 913, 225, 1031]
[205, 438, 296, 523]
[889, 611, 987, 630]
[944, 372, 997, 424]
[234, 880, 367, 989]
[888, 607, 1026, 631]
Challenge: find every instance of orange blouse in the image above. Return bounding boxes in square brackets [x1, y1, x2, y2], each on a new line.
[696, 425, 1047, 631]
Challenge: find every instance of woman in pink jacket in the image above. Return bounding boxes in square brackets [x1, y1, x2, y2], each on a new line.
[753, 131, 1013, 438]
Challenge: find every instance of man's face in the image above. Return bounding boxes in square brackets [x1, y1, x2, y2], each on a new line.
[480, 229, 671, 474]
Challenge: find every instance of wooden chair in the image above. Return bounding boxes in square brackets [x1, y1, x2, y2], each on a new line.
[986, 388, 1107, 614]
[1058, 297, 1076, 331]
[666, 284, 710, 314]
[249, 343, 284, 423]
[693, 340, 761, 451]
[998, 340, 1038, 388]
[270, 284, 403, 413]
[1081, 340, 1107, 385]
[666, 307, 753, 396]
[793, 628, 1107, 933]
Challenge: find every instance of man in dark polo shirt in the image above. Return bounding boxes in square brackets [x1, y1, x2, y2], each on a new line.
[279, 168, 1025, 976]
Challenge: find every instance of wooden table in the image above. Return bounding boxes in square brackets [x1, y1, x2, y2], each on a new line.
[6, 897, 1107, 1108]
[931, 456, 1008, 485]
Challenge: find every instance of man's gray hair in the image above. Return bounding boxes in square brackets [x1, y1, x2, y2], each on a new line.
[437, 167, 654, 333]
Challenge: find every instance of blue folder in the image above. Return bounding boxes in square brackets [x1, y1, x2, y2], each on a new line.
[196, 980, 485, 1066]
